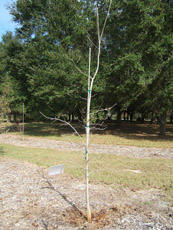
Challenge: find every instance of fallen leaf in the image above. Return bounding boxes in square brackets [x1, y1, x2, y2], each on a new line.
[32, 223, 39, 227]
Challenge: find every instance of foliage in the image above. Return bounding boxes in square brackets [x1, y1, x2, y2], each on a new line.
[0, 0, 172, 133]
[0, 33, 25, 117]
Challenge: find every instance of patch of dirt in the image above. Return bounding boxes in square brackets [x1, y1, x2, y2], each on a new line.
[0, 158, 173, 230]
[0, 134, 172, 159]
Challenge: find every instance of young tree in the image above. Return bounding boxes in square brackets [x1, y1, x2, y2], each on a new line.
[10, 0, 112, 221]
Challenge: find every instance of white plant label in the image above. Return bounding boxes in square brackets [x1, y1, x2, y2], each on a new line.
[49, 165, 65, 176]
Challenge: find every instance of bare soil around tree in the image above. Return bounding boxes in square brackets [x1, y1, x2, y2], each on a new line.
[0, 134, 173, 229]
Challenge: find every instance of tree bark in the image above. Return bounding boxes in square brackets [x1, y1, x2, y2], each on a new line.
[7, 114, 11, 122]
[123, 111, 126, 121]
[77, 110, 82, 121]
[117, 107, 122, 127]
[13, 112, 17, 123]
[150, 111, 154, 124]
[141, 113, 145, 123]
[130, 112, 133, 122]
[159, 111, 167, 135]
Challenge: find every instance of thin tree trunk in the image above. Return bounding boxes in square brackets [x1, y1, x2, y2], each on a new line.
[68, 112, 72, 122]
[141, 113, 145, 123]
[117, 107, 122, 127]
[85, 47, 92, 222]
[85, 1, 112, 222]
[159, 111, 167, 135]
[123, 111, 126, 121]
[7, 114, 11, 122]
[150, 111, 154, 124]
[13, 112, 17, 123]
[130, 112, 133, 122]
[71, 113, 74, 121]
[77, 110, 82, 121]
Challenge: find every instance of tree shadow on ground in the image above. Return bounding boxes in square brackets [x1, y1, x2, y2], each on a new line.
[0, 147, 5, 156]
[41, 176, 87, 222]
[23, 122, 85, 137]
[40, 175, 124, 229]
[93, 122, 173, 142]
[3, 121, 173, 143]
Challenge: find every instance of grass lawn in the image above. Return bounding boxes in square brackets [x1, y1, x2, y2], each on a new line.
[0, 121, 173, 148]
[0, 143, 172, 205]
[0, 121, 172, 204]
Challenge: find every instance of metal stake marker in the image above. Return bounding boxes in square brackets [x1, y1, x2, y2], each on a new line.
[23, 103, 25, 138]
[49, 165, 65, 176]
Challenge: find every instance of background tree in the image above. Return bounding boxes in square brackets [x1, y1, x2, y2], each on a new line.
[103, 0, 173, 133]
[0, 0, 172, 134]
[0, 33, 25, 121]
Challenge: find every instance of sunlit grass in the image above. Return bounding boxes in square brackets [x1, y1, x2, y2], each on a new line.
[90, 133, 173, 148]
[0, 143, 172, 204]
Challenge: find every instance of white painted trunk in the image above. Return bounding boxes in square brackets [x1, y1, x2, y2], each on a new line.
[84, 1, 112, 222]
[85, 47, 92, 222]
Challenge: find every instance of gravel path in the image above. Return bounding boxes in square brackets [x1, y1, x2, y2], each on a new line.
[0, 134, 172, 159]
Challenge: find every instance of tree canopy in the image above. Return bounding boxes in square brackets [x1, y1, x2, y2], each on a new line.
[0, 0, 172, 134]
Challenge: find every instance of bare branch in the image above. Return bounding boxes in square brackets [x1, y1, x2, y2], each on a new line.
[91, 6, 101, 83]
[90, 125, 107, 131]
[90, 102, 117, 115]
[80, 96, 87, 101]
[62, 134, 85, 154]
[40, 111, 85, 146]
[42, 220, 48, 230]
[88, 48, 91, 91]
[96, 6, 101, 43]
[87, 35, 98, 49]
[65, 52, 88, 77]
[90, 121, 107, 131]
[100, 0, 112, 40]
[91, 101, 104, 111]
[91, 0, 112, 83]
[70, 58, 88, 77]
[91, 127, 107, 131]
[91, 121, 105, 126]
[91, 92, 98, 98]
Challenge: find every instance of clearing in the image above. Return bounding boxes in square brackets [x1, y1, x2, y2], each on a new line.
[0, 123, 173, 229]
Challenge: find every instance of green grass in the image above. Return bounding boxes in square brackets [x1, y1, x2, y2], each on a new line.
[0, 143, 172, 204]
[1, 121, 173, 148]
[90, 133, 173, 148]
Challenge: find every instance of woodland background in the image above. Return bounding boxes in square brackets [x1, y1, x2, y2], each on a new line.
[0, 0, 172, 135]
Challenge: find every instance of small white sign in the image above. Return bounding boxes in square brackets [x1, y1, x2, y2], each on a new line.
[49, 165, 65, 176]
